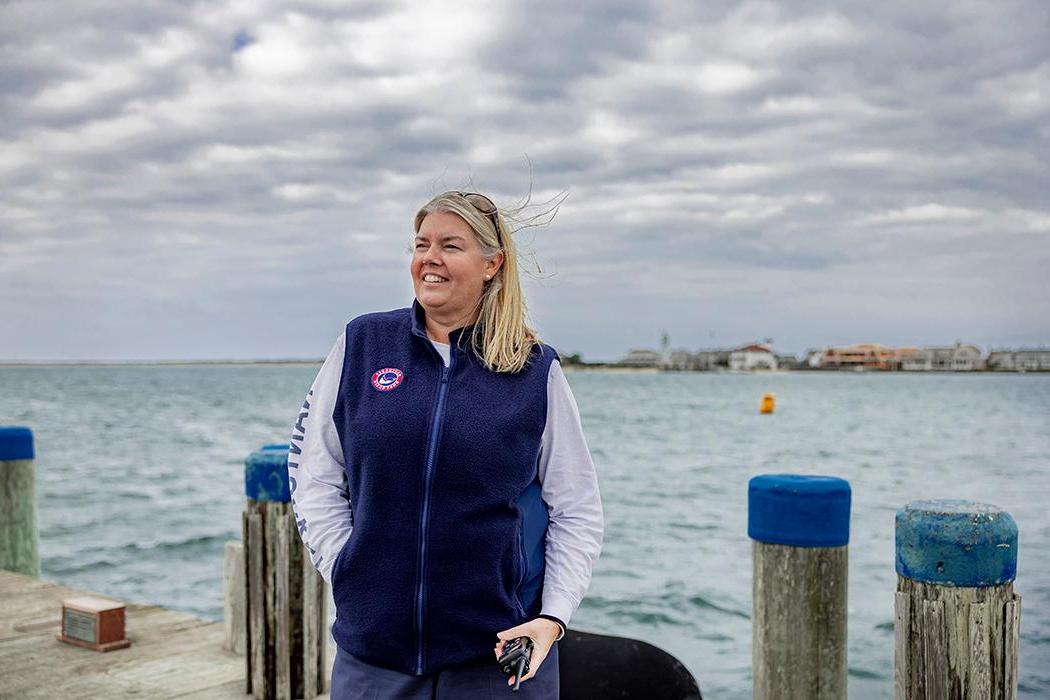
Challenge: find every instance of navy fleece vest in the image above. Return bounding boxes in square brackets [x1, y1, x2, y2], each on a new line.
[329, 300, 556, 675]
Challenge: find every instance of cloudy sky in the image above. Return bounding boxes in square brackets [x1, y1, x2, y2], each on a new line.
[2, 0, 1048, 362]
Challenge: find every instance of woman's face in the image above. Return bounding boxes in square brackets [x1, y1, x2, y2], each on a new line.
[412, 210, 503, 322]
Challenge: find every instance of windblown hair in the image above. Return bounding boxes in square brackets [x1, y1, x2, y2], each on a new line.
[412, 190, 551, 374]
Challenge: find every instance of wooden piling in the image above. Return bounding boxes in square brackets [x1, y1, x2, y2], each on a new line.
[302, 544, 325, 698]
[894, 500, 1021, 700]
[0, 426, 39, 578]
[748, 474, 851, 700]
[243, 444, 327, 700]
[223, 540, 246, 654]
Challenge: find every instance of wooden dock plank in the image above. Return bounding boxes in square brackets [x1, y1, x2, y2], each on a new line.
[0, 569, 335, 699]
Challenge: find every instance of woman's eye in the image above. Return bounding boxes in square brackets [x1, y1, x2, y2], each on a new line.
[445, 245, 459, 250]
[415, 244, 426, 249]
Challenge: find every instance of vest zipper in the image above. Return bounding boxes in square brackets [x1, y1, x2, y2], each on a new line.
[514, 520, 528, 617]
[415, 357, 452, 675]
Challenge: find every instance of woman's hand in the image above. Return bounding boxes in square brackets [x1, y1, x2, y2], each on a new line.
[493, 618, 562, 686]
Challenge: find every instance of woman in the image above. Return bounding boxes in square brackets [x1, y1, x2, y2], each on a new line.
[288, 190, 603, 699]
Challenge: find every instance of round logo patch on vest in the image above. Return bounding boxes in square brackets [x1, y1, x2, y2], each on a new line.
[371, 368, 404, 392]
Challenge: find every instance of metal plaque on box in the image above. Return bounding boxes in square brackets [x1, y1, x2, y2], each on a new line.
[56, 596, 131, 651]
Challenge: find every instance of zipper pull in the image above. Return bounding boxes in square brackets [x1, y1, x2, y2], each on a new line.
[441, 366, 450, 383]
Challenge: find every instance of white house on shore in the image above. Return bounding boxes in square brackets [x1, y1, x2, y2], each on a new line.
[900, 343, 983, 371]
[729, 343, 778, 371]
[987, 349, 1050, 371]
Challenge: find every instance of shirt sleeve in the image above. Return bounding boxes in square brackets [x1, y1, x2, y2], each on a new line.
[287, 328, 353, 584]
[537, 359, 604, 629]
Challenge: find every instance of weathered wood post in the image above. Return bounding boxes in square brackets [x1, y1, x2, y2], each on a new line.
[223, 540, 246, 654]
[243, 443, 327, 700]
[0, 426, 39, 578]
[894, 500, 1020, 699]
[749, 474, 851, 700]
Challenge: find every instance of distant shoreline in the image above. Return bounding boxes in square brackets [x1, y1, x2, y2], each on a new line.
[1, 361, 1044, 374]
[0, 359, 325, 368]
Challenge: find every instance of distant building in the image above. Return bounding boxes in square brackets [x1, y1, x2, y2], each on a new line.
[902, 343, 983, 371]
[950, 344, 983, 370]
[729, 344, 777, 371]
[987, 349, 1050, 371]
[620, 348, 661, 368]
[803, 348, 825, 368]
[891, 347, 920, 370]
[776, 353, 802, 370]
[695, 350, 731, 370]
[820, 343, 895, 370]
[668, 349, 695, 370]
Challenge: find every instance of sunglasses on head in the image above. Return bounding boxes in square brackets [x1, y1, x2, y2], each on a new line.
[455, 191, 503, 247]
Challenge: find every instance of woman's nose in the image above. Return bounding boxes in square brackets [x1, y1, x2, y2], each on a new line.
[422, 246, 442, 265]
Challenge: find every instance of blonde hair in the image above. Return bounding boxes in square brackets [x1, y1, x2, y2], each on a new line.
[413, 190, 549, 373]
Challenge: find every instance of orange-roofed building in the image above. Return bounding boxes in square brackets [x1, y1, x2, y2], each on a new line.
[820, 343, 895, 370]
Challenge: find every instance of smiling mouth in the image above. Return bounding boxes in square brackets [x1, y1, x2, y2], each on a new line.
[422, 274, 449, 283]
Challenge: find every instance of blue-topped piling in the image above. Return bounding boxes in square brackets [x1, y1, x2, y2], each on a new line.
[0, 426, 35, 461]
[748, 474, 851, 547]
[240, 443, 327, 699]
[896, 499, 1017, 587]
[0, 426, 40, 578]
[245, 443, 293, 502]
[893, 500, 1021, 699]
[748, 474, 851, 700]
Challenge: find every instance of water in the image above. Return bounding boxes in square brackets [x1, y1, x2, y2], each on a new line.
[1, 366, 1047, 698]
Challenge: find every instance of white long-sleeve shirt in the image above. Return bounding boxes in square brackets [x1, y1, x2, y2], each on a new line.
[288, 329, 604, 630]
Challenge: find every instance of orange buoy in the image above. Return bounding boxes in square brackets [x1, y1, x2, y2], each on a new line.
[759, 393, 775, 414]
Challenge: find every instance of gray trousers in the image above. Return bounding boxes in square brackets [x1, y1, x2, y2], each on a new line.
[331, 644, 560, 700]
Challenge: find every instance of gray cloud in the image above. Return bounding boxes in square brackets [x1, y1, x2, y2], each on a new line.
[1, 0, 1047, 361]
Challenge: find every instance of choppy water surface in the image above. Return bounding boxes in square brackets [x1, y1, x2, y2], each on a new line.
[2, 366, 1048, 698]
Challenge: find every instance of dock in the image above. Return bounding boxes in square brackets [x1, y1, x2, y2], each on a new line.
[0, 569, 335, 699]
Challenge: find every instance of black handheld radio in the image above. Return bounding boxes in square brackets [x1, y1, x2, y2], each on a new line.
[497, 636, 534, 692]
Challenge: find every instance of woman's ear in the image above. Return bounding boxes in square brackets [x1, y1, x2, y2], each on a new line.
[486, 251, 505, 278]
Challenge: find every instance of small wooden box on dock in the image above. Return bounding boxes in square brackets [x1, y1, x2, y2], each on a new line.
[56, 595, 131, 652]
